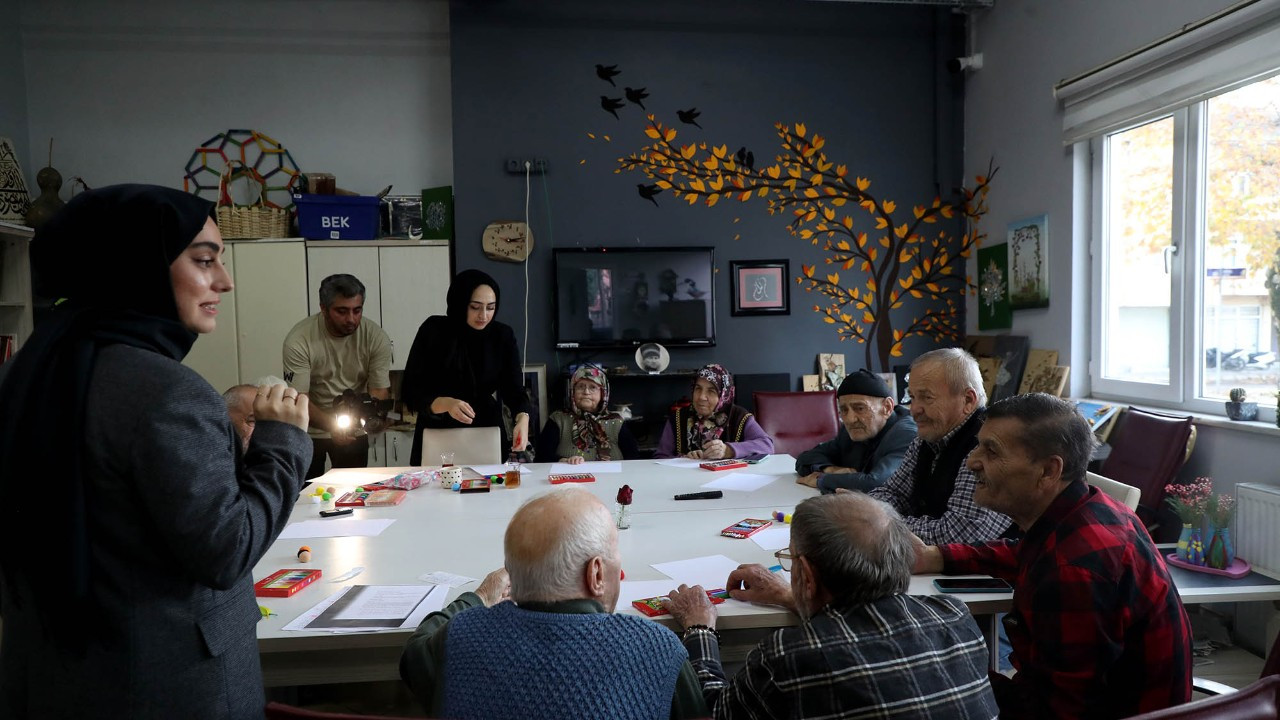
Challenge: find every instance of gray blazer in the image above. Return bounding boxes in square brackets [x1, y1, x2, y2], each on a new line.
[0, 345, 311, 719]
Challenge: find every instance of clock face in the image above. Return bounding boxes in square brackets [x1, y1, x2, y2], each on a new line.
[482, 221, 534, 262]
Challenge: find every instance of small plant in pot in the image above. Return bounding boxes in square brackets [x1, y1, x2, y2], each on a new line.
[1225, 387, 1258, 421]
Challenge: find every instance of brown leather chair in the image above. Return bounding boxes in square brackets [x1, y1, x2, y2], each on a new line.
[1121, 675, 1279, 719]
[1098, 407, 1195, 533]
[753, 390, 839, 458]
[264, 701, 406, 720]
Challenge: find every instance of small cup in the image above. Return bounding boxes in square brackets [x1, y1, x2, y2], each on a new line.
[440, 466, 463, 486]
[440, 451, 455, 468]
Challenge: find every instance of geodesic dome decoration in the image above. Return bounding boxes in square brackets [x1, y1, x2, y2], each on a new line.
[183, 129, 301, 210]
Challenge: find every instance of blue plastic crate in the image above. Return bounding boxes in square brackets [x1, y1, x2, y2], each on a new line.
[294, 194, 381, 240]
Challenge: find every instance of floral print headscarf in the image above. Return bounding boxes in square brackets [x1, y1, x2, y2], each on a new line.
[567, 364, 618, 460]
[687, 363, 735, 450]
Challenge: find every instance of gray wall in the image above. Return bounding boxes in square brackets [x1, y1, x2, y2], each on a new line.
[1, 0, 31, 190]
[449, 0, 965, 381]
[15, 0, 453, 200]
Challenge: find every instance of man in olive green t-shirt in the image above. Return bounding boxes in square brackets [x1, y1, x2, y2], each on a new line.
[283, 274, 392, 479]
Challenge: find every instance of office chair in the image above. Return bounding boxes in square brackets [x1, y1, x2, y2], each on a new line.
[1120, 675, 1279, 719]
[752, 391, 839, 458]
[418, 426, 502, 466]
[1086, 471, 1142, 512]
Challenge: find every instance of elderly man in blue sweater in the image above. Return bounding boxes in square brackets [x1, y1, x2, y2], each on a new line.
[399, 488, 707, 719]
[794, 369, 917, 493]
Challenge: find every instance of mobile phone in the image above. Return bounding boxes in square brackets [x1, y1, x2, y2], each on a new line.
[319, 507, 353, 518]
[932, 577, 1013, 593]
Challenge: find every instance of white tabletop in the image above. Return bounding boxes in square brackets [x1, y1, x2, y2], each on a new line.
[253, 456, 1280, 687]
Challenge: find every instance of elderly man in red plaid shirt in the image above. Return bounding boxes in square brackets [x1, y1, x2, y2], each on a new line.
[914, 392, 1193, 718]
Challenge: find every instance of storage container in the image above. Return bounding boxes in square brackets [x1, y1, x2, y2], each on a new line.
[293, 193, 381, 240]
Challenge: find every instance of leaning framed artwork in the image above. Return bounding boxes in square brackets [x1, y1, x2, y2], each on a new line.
[730, 259, 790, 316]
[1008, 214, 1049, 309]
[521, 363, 548, 430]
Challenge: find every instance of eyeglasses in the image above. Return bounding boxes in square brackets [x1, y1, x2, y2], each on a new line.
[774, 548, 800, 572]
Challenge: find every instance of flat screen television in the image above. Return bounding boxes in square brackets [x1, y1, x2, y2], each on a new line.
[553, 246, 716, 349]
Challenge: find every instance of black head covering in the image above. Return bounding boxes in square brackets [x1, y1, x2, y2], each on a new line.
[0, 184, 216, 641]
[446, 269, 501, 326]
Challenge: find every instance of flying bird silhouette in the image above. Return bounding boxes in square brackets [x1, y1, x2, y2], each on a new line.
[601, 96, 626, 120]
[735, 146, 755, 170]
[637, 183, 663, 207]
[624, 86, 649, 109]
[677, 107, 702, 129]
[595, 64, 621, 87]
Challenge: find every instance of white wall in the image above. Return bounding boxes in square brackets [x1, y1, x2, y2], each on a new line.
[17, 0, 452, 197]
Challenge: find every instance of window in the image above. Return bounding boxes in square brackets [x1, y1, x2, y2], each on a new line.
[1090, 74, 1280, 417]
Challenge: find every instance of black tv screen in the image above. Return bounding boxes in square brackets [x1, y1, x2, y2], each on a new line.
[553, 247, 716, 349]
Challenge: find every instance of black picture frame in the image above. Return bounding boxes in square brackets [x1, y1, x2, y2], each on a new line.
[730, 259, 790, 317]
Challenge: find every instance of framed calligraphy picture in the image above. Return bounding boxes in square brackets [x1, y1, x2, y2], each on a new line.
[730, 259, 790, 316]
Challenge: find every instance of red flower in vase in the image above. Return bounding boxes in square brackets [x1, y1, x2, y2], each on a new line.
[616, 485, 633, 506]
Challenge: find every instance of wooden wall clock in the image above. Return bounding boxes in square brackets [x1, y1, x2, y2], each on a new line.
[481, 221, 534, 262]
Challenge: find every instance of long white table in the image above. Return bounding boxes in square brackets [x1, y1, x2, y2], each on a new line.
[254, 456, 1280, 687]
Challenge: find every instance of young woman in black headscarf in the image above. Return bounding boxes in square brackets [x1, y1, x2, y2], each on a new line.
[401, 269, 531, 464]
[0, 185, 312, 719]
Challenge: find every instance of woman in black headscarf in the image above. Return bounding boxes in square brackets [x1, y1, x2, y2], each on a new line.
[0, 185, 312, 719]
[401, 269, 531, 464]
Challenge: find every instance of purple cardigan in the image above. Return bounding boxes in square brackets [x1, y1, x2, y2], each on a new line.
[654, 411, 774, 459]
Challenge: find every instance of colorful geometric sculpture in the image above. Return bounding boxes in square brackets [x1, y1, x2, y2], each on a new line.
[182, 129, 301, 210]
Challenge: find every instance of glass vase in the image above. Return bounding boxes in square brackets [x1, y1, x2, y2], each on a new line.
[615, 503, 631, 530]
[1175, 523, 1194, 561]
[1187, 528, 1206, 566]
[1207, 527, 1235, 570]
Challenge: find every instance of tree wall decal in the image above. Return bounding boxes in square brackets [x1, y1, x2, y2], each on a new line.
[617, 114, 996, 370]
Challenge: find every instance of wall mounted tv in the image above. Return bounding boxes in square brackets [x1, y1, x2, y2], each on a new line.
[553, 246, 716, 349]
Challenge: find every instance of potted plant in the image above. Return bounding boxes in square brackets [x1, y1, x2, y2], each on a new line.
[1164, 478, 1212, 562]
[1225, 387, 1258, 421]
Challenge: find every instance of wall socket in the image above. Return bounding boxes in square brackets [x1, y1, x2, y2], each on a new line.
[505, 158, 549, 175]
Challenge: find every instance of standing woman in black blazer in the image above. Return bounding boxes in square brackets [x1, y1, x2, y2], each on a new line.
[0, 185, 312, 718]
[401, 269, 531, 464]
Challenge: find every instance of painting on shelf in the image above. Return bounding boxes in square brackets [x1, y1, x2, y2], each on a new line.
[1008, 214, 1049, 310]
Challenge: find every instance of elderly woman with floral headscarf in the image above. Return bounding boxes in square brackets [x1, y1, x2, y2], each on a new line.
[536, 364, 639, 463]
[654, 364, 774, 460]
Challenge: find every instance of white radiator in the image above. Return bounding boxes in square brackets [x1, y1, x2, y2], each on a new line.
[1235, 483, 1280, 578]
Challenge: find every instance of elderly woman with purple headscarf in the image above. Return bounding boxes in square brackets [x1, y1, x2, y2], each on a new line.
[536, 363, 639, 463]
[654, 364, 774, 460]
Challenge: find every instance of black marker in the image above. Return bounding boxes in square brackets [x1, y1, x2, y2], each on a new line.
[674, 491, 723, 501]
[319, 507, 353, 518]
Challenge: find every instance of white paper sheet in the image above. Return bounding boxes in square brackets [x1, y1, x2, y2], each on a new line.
[278, 518, 396, 539]
[333, 586, 430, 620]
[700, 472, 777, 492]
[550, 461, 623, 474]
[468, 464, 528, 476]
[418, 571, 478, 588]
[749, 525, 791, 551]
[654, 458, 704, 469]
[284, 585, 447, 632]
[651, 554, 742, 589]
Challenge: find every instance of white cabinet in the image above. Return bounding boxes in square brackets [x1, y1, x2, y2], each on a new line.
[0, 224, 34, 360]
[306, 246, 383, 326]
[182, 243, 241, 393]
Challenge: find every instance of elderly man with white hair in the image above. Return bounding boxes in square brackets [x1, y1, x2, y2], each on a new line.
[399, 488, 707, 719]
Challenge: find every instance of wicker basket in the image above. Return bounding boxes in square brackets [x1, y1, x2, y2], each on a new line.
[216, 162, 291, 239]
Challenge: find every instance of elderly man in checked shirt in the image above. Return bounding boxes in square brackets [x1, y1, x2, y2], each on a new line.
[666, 492, 999, 719]
[866, 348, 1012, 544]
[914, 393, 1193, 718]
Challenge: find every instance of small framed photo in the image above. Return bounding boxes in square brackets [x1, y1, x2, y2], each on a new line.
[730, 259, 790, 316]
[522, 363, 548, 429]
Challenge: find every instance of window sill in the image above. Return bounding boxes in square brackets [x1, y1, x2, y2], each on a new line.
[1090, 398, 1280, 439]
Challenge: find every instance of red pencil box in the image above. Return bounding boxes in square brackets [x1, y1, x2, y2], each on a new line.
[700, 459, 748, 471]
[549, 473, 596, 484]
[254, 568, 322, 598]
[720, 518, 773, 539]
[632, 588, 729, 617]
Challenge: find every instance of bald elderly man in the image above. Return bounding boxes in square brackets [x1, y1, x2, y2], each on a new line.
[399, 488, 707, 719]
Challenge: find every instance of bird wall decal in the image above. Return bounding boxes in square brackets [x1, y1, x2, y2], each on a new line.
[676, 107, 702, 129]
[595, 64, 621, 86]
[624, 87, 649, 110]
[601, 96, 626, 120]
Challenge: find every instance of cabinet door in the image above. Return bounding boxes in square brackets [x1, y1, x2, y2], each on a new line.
[306, 246, 382, 325]
[385, 428, 416, 466]
[183, 244, 240, 392]
[379, 245, 449, 370]
[235, 242, 309, 383]
[367, 433, 387, 467]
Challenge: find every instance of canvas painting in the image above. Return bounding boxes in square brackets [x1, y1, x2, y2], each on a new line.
[420, 185, 454, 241]
[801, 374, 821, 392]
[875, 372, 897, 402]
[990, 335, 1031, 402]
[976, 243, 1012, 330]
[1023, 364, 1069, 397]
[817, 353, 846, 391]
[0, 138, 31, 223]
[1018, 349, 1060, 395]
[1008, 214, 1049, 309]
[977, 356, 1001, 402]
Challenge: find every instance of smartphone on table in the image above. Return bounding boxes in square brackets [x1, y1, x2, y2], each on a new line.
[932, 577, 1013, 593]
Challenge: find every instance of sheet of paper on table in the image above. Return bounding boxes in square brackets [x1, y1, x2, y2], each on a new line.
[651, 554, 742, 589]
[700, 472, 777, 492]
[549, 461, 623, 474]
[284, 584, 447, 632]
[278, 518, 397, 539]
[654, 458, 704, 469]
[749, 525, 791, 551]
[418, 571, 478, 588]
[468, 464, 528, 476]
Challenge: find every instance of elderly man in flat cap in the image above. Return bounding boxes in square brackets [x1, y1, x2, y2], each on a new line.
[795, 369, 917, 494]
